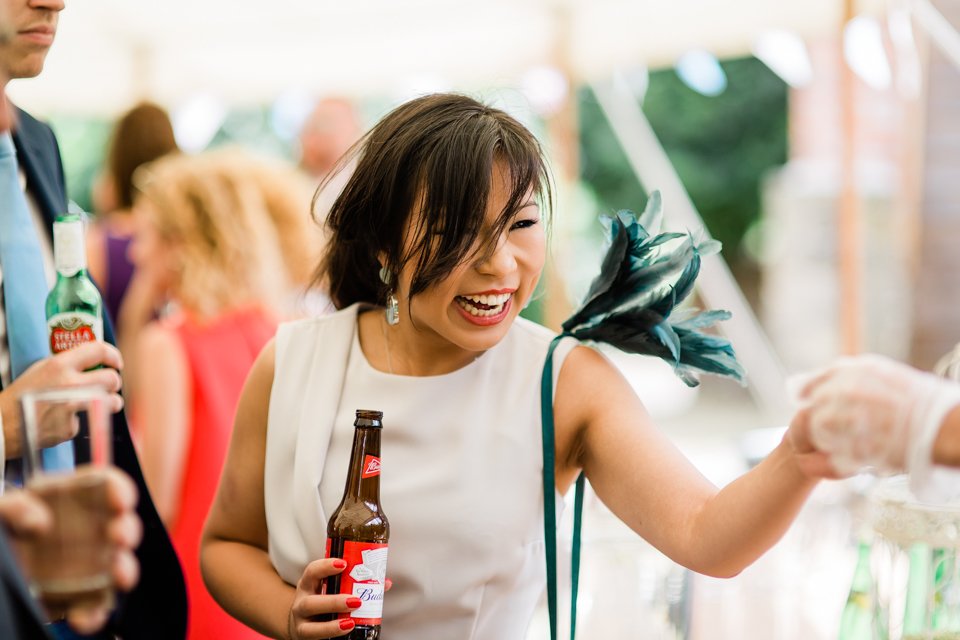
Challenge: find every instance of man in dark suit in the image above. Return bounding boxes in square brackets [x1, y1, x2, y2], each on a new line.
[0, 0, 187, 637]
[0, 490, 53, 639]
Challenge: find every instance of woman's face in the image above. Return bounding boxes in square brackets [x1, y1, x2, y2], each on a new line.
[395, 162, 546, 355]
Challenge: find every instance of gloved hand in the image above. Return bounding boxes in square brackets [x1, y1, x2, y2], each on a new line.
[790, 354, 960, 489]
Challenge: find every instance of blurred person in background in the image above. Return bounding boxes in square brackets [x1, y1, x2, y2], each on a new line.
[0, 11, 140, 637]
[86, 101, 179, 332]
[298, 96, 361, 182]
[124, 151, 286, 640]
[204, 147, 328, 317]
[0, 0, 186, 637]
[299, 97, 362, 230]
[792, 354, 960, 501]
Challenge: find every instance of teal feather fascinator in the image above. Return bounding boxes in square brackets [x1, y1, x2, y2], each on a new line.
[560, 191, 746, 387]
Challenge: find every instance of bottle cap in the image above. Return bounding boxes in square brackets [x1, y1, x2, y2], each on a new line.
[53, 214, 86, 276]
[355, 409, 384, 428]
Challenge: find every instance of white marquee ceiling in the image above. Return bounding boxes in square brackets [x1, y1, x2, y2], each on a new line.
[7, 0, 884, 116]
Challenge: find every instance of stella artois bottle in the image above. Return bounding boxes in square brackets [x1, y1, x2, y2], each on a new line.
[46, 213, 103, 355]
[323, 409, 390, 639]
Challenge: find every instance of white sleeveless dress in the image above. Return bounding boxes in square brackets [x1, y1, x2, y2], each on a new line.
[264, 304, 577, 639]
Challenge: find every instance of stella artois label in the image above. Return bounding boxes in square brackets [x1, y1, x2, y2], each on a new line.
[48, 312, 103, 354]
[362, 455, 381, 478]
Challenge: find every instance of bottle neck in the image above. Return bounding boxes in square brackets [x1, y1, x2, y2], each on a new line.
[55, 269, 90, 284]
[342, 426, 382, 505]
[53, 218, 88, 277]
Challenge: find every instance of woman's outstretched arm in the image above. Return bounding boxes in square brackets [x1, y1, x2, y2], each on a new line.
[554, 345, 830, 578]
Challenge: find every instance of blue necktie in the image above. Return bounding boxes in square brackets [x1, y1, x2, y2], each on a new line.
[0, 133, 73, 470]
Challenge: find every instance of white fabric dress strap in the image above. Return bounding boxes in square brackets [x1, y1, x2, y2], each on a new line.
[265, 304, 359, 583]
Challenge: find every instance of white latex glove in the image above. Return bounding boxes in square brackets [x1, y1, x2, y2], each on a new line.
[791, 354, 960, 498]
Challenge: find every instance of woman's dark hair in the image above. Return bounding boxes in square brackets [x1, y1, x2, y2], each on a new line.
[317, 93, 552, 310]
[108, 102, 179, 209]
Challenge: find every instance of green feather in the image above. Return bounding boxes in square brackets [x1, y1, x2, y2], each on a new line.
[561, 190, 746, 387]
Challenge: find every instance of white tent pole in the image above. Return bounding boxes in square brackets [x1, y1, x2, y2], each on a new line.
[542, 0, 579, 332]
[912, 0, 960, 69]
[591, 79, 791, 419]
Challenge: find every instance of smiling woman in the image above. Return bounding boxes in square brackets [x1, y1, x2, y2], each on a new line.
[314, 94, 551, 373]
[364, 159, 545, 369]
[200, 92, 842, 640]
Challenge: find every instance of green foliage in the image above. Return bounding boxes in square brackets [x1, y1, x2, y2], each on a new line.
[577, 90, 647, 221]
[48, 115, 111, 214]
[578, 56, 787, 265]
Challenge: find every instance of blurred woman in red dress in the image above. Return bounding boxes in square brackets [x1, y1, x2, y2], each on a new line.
[123, 151, 298, 639]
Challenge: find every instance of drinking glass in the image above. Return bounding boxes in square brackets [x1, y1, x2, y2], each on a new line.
[19, 386, 113, 618]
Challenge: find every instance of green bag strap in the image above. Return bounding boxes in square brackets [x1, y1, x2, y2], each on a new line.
[541, 334, 585, 640]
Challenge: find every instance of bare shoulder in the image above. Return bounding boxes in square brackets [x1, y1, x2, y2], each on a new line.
[553, 344, 644, 480]
[214, 338, 275, 496]
[136, 322, 186, 368]
[220, 339, 276, 458]
[246, 338, 277, 396]
[232, 338, 278, 441]
[556, 344, 638, 422]
[204, 338, 276, 547]
[559, 343, 630, 391]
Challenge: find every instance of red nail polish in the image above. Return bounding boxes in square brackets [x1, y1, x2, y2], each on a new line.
[333, 559, 347, 569]
[339, 618, 355, 630]
[346, 597, 362, 608]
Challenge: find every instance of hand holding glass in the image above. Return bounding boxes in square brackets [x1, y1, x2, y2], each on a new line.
[19, 386, 113, 619]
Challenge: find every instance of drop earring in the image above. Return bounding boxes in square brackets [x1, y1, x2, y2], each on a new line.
[379, 265, 400, 326]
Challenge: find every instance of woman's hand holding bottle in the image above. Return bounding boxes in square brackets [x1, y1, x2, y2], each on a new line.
[287, 559, 363, 640]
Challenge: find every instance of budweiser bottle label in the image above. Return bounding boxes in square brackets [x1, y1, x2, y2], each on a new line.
[326, 539, 388, 625]
[47, 312, 103, 354]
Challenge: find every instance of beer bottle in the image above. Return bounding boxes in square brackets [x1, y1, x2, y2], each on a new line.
[323, 409, 390, 639]
[46, 213, 103, 354]
[837, 539, 874, 640]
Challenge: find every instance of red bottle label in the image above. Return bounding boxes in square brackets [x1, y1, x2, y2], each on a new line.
[47, 312, 102, 354]
[361, 455, 381, 478]
[325, 539, 388, 625]
[49, 324, 96, 354]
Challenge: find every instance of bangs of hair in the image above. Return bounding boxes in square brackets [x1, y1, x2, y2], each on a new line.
[405, 112, 550, 299]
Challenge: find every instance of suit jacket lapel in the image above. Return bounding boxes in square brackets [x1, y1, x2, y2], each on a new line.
[0, 532, 49, 637]
[11, 107, 66, 243]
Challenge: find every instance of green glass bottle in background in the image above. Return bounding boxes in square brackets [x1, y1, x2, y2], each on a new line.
[902, 546, 960, 640]
[45, 213, 103, 354]
[929, 548, 960, 634]
[839, 539, 875, 640]
[902, 544, 932, 637]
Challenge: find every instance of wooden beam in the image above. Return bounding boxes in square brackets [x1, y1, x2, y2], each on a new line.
[838, 0, 863, 355]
